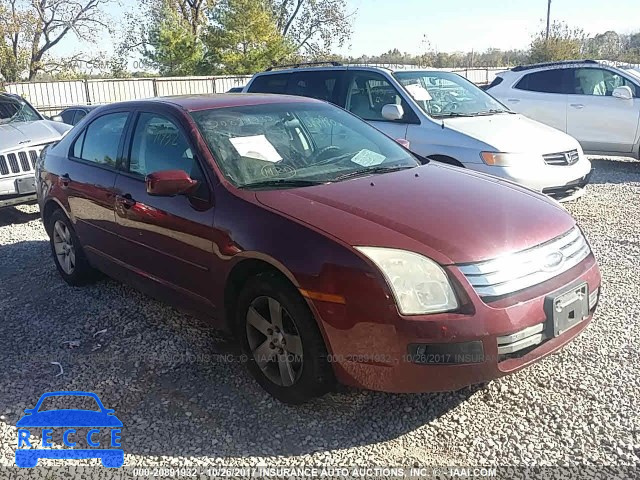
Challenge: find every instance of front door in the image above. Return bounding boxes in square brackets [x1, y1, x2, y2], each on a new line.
[113, 111, 216, 312]
[344, 71, 410, 141]
[566, 67, 640, 153]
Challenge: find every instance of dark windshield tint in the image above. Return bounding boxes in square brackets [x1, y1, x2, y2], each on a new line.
[191, 102, 419, 189]
[0, 96, 41, 124]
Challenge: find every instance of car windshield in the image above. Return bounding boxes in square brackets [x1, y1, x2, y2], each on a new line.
[38, 395, 101, 412]
[0, 96, 41, 125]
[191, 102, 420, 189]
[394, 71, 509, 118]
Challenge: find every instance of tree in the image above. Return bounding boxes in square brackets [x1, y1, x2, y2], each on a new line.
[0, 0, 113, 81]
[203, 0, 292, 74]
[267, 0, 353, 55]
[144, 5, 205, 76]
[529, 21, 585, 63]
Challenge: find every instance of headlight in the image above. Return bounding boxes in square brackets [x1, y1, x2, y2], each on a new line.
[480, 152, 540, 166]
[355, 247, 458, 315]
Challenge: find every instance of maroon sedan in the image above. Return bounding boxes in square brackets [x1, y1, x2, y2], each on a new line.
[36, 94, 601, 404]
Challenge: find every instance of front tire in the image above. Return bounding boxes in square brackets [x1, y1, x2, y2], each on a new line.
[237, 272, 334, 404]
[47, 209, 98, 286]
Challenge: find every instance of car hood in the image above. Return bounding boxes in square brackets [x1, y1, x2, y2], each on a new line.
[0, 120, 71, 154]
[443, 113, 579, 154]
[256, 163, 575, 265]
[16, 410, 123, 428]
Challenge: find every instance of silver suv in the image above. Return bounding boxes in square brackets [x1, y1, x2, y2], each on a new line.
[0, 93, 71, 208]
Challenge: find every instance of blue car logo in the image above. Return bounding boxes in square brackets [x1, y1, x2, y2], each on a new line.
[15, 391, 123, 468]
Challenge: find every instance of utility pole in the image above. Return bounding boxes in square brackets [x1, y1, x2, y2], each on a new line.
[546, 0, 552, 40]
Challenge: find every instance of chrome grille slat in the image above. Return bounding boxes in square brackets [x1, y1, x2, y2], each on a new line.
[8, 153, 19, 173]
[0, 145, 48, 178]
[543, 149, 580, 166]
[459, 226, 591, 298]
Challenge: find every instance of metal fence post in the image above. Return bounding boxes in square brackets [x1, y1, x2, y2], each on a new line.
[84, 79, 91, 105]
[152, 78, 158, 97]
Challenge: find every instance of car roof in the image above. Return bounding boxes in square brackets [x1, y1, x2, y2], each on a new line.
[101, 93, 323, 112]
[510, 59, 599, 72]
[63, 105, 100, 110]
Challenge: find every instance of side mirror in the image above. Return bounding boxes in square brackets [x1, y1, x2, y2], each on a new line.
[146, 170, 198, 196]
[612, 86, 633, 100]
[24, 408, 35, 415]
[52, 115, 64, 123]
[382, 104, 404, 121]
[395, 138, 411, 149]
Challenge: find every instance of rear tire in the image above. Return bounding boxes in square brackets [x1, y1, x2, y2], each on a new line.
[236, 272, 334, 404]
[47, 209, 98, 286]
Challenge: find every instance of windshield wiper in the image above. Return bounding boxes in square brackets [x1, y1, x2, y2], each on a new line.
[474, 109, 514, 116]
[332, 164, 416, 182]
[239, 179, 326, 190]
[431, 112, 476, 118]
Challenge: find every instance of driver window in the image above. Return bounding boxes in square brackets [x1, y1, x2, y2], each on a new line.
[346, 73, 409, 122]
[129, 113, 208, 198]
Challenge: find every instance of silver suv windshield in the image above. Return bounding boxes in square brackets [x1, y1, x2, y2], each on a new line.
[0, 95, 41, 125]
[191, 102, 419, 189]
[394, 71, 509, 118]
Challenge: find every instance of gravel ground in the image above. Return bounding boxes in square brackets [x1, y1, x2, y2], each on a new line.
[0, 156, 638, 478]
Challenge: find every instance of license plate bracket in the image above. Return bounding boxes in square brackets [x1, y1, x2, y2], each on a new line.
[546, 283, 589, 337]
[15, 177, 36, 194]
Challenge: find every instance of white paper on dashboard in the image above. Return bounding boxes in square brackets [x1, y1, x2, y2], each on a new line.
[351, 149, 386, 167]
[404, 83, 432, 101]
[229, 135, 282, 162]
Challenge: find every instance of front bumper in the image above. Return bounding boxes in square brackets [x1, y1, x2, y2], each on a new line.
[309, 254, 601, 393]
[0, 174, 38, 209]
[471, 157, 593, 198]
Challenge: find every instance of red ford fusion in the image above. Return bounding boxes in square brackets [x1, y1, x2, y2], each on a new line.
[36, 94, 601, 404]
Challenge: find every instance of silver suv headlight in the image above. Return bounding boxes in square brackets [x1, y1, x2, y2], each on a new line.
[355, 247, 458, 315]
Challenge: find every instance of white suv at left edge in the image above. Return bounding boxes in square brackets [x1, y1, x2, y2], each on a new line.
[487, 60, 640, 159]
[0, 93, 71, 209]
[245, 65, 593, 201]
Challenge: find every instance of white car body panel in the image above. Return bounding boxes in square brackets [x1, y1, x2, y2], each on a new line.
[489, 63, 640, 158]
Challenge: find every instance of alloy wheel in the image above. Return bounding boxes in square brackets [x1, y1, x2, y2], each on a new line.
[245, 296, 304, 387]
[52, 220, 75, 275]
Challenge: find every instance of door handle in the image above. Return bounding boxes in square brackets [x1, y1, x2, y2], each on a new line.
[570, 103, 585, 109]
[59, 173, 70, 189]
[116, 194, 136, 209]
[507, 99, 520, 103]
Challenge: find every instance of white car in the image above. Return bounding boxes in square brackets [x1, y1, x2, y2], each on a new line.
[487, 60, 640, 159]
[245, 64, 593, 201]
[1, 93, 71, 208]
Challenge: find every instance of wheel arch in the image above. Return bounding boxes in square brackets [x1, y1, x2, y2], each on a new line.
[41, 198, 68, 235]
[223, 254, 301, 334]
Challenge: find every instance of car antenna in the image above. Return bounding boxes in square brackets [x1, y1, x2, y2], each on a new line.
[441, 120, 445, 129]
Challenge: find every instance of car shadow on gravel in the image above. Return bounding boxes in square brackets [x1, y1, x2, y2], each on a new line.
[0, 206, 40, 227]
[0, 238, 479, 460]
[589, 158, 640, 185]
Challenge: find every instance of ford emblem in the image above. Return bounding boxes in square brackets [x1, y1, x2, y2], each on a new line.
[542, 251, 564, 272]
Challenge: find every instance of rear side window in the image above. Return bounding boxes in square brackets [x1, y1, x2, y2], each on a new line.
[515, 69, 569, 94]
[74, 112, 128, 167]
[286, 71, 343, 103]
[60, 109, 76, 125]
[73, 109, 88, 125]
[247, 74, 289, 94]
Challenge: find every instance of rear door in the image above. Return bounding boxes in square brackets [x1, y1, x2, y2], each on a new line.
[344, 71, 415, 141]
[65, 111, 130, 260]
[506, 68, 571, 132]
[113, 108, 216, 312]
[566, 67, 640, 153]
[285, 70, 346, 105]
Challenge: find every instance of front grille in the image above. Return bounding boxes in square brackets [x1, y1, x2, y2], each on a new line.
[0, 145, 49, 178]
[543, 149, 580, 166]
[458, 226, 591, 298]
